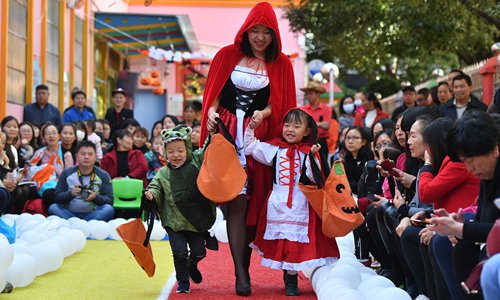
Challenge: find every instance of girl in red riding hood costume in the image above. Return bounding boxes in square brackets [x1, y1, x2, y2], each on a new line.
[201, 1, 297, 296]
[244, 109, 339, 296]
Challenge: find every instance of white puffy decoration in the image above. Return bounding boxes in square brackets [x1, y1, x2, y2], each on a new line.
[330, 289, 366, 300]
[0, 238, 14, 272]
[362, 286, 383, 299]
[12, 242, 30, 255]
[150, 221, 166, 241]
[215, 208, 224, 224]
[20, 230, 46, 245]
[16, 253, 37, 287]
[301, 268, 315, 279]
[337, 257, 365, 271]
[0, 271, 6, 293]
[18, 220, 41, 235]
[360, 272, 375, 281]
[371, 287, 411, 300]
[310, 265, 332, 292]
[71, 229, 87, 253]
[72, 219, 91, 238]
[317, 277, 352, 299]
[214, 220, 228, 243]
[0, 233, 8, 243]
[29, 244, 53, 276]
[360, 266, 377, 275]
[358, 275, 395, 295]
[46, 215, 60, 221]
[326, 264, 361, 289]
[57, 219, 71, 229]
[31, 214, 46, 223]
[15, 213, 34, 228]
[67, 217, 81, 225]
[1, 214, 17, 221]
[4, 257, 24, 288]
[49, 236, 71, 257]
[89, 221, 111, 240]
[108, 219, 126, 240]
[41, 242, 64, 272]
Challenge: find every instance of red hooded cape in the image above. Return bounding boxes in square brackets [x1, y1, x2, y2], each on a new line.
[200, 2, 297, 225]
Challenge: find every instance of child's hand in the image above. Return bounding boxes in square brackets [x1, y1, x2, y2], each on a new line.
[251, 110, 263, 128]
[207, 112, 219, 133]
[144, 190, 154, 201]
[311, 143, 321, 154]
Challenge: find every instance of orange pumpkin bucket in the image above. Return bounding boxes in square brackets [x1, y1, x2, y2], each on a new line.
[197, 118, 246, 203]
[299, 159, 364, 238]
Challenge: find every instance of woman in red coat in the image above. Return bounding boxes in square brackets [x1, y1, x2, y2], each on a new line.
[100, 129, 148, 187]
[200, 2, 297, 296]
[354, 92, 389, 129]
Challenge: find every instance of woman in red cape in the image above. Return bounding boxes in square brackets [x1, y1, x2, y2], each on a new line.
[200, 1, 296, 296]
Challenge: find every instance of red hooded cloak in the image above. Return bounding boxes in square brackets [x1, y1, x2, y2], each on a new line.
[200, 2, 297, 225]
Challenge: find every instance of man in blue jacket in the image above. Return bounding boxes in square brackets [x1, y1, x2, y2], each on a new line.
[49, 140, 114, 221]
[62, 89, 95, 123]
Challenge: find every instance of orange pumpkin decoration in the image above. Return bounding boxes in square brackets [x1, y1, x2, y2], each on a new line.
[298, 160, 364, 238]
[150, 79, 161, 87]
[150, 70, 160, 78]
[140, 77, 152, 86]
[153, 87, 164, 95]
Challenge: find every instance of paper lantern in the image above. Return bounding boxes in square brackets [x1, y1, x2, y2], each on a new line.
[151, 78, 161, 87]
[140, 77, 152, 86]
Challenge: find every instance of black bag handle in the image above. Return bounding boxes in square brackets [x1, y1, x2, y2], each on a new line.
[141, 190, 157, 247]
[214, 117, 238, 150]
[309, 151, 325, 189]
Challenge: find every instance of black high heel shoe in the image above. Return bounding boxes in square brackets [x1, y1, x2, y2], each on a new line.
[235, 272, 251, 296]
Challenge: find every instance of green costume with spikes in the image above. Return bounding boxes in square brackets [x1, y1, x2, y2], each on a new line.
[147, 125, 216, 232]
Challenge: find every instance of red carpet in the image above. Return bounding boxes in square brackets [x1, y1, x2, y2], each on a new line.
[168, 243, 316, 299]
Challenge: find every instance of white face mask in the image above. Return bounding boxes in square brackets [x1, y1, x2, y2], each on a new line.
[343, 103, 355, 114]
[354, 99, 363, 106]
[76, 130, 85, 142]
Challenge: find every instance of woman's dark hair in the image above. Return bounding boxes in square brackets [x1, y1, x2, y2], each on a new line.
[339, 95, 354, 115]
[133, 127, 149, 140]
[161, 114, 180, 126]
[86, 119, 96, 132]
[283, 109, 318, 144]
[75, 121, 88, 141]
[422, 117, 454, 173]
[447, 110, 499, 162]
[112, 129, 132, 150]
[19, 122, 39, 150]
[59, 123, 78, 155]
[345, 126, 372, 160]
[121, 118, 140, 130]
[382, 146, 402, 162]
[331, 107, 338, 120]
[400, 107, 436, 176]
[372, 118, 395, 137]
[240, 28, 279, 62]
[97, 118, 111, 127]
[365, 92, 383, 111]
[1, 116, 20, 145]
[150, 120, 163, 142]
[183, 103, 196, 112]
[40, 123, 59, 138]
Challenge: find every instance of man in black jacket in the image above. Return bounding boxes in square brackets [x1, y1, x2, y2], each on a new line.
[105, 88, 134, 132]
[436, 74, 487, 120]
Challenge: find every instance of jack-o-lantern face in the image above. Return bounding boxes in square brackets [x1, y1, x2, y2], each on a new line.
[335, 183, 359, 214]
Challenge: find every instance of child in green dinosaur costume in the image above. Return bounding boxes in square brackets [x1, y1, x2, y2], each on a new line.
[145, 124, 216, 293]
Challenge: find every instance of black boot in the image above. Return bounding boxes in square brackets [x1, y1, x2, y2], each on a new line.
[204, 231, 219, 251]
[188, 256, 203, 284]
[283, 271, 300, 296]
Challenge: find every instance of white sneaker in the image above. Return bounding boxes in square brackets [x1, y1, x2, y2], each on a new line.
[414, 295, 430, 300]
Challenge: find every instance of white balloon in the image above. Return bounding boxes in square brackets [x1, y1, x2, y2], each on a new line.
[4, 258, 23, 288]
[15, 213, 35, 228]
[67, 217, 81, 225]
[89, 221, 111, 240]
[317, 277, 352, 298]
[311, 265, 332, 292]
[46, 215, 61, 221]
[0, 233, 8, 243]
[28, 244, 53, 276]
[150, 222, 166, 241]
[326, 264, 361, 289]
[41, 242, 64, 272]
[31, 214, 46, 223]
[17, 253, 37, 287]
[70, 229, 87, 252]
[0, 271, 6, 293]
[360, 266, 378, 275]
[215, 208, 224, 223]
[1, 214, 17, 221]
[18, 220, 41, 235]
[372, 287, 411, 300]
[0, 239, 13, 272]
[301, 268, 315, 279]
[57, 219, 71, 229]
[72, 219, 91, 238]
[49, 236, 71, 257]
[358, 276, 395, 294]
[12, 242, 30, 255]
[214, 221, 228, 243]
[19, 230, 45, 245]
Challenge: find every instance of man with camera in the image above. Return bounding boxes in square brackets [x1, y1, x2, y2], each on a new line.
[49, 140, 114, 221]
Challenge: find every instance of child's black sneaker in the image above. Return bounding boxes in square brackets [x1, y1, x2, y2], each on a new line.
[204, 232, 219, 251]
[176, 280, 190, 293]
[188, 257, 203, 284]
[283, 271, 300, 296]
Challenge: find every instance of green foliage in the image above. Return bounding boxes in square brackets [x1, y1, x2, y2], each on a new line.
[285, 0, 500, 85]
[364, 75, 400, 98]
